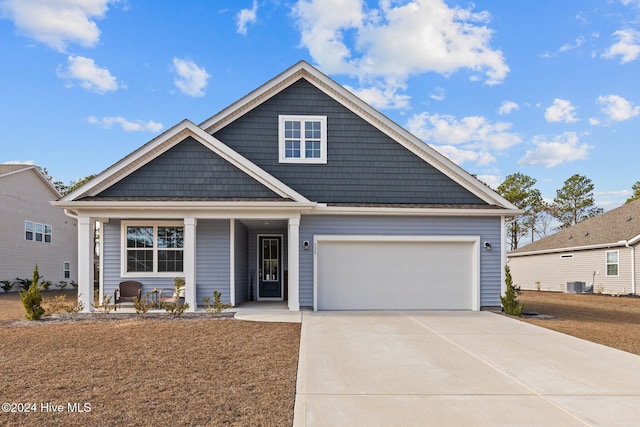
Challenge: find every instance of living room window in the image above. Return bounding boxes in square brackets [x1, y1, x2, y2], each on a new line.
[24, 221, 52, 243]
[278, 115, 327, 164]
[122, 222, 184, 276]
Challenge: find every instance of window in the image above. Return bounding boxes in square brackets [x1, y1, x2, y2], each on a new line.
[278, 115, 327, 164]
[63, 262, 71, 279]
[123, 223, 184, 275]
[606, 250, 619, 276]
[25, 221, 34, 240]
[24, 221, 52, 243]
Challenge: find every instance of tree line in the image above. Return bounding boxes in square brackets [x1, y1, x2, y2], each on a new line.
[37, 167, 96, 196]
[496, 173, 640, 251]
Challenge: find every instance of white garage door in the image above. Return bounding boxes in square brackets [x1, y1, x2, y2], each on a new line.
[315, 237, 478, 310]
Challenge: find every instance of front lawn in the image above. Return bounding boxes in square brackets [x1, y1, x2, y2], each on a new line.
[0, 291, 300, 426]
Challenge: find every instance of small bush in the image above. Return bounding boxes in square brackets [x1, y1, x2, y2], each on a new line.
[15, 277, 32, 292]
[95, 292, 114, 314]
[44, 294, 84, 317]
[41, 280, 53, 291]
[0, 280, 14, 293]
[203, 291, 232, 315]
[20, 265, 45, 321]
[58, 281, 68, 290]
[501, 265, 523, 316]
[134, 293, 155, 317]
[71, 280, 78, 290]
[163, 301, 190, 317]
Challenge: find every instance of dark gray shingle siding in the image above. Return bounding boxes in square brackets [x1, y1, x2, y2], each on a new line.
[213, 79, 486, 205]
[96, 137, 281, 199]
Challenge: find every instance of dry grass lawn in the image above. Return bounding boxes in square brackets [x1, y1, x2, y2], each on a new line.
[518, 290, 640, 356]
[0, 291, 300, 426]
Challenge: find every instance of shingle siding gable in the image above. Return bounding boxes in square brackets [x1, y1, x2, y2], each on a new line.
[95, 137, 282, 199]
[213, 79, 486, 205]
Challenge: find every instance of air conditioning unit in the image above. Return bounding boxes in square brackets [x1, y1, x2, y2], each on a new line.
[566, 281, 585, 293]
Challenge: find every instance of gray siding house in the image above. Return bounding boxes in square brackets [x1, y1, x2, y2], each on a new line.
[0, 165, 77, 286]
[508, 199, 640, 295]
[54, 61, 519, 312]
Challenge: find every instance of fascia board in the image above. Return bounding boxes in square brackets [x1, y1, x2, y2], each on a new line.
[309, 205, 523, 217]
[507, 242, 627, 257]
[200, 61, 515, 210]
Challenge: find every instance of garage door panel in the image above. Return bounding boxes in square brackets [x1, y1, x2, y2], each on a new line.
[317, 239, 474, 310]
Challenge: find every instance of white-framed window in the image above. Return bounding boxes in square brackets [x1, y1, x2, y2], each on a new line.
[25, 221, 34, 240]
[24, 221, 52, 243]
[63, 262, 71, 279]
[121, 222, 184, 276]
[606, 250, 619, 276]
[278, 115, 327, 164]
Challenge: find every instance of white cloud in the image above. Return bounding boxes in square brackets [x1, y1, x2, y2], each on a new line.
[589, 117, 601, 126]
[57, 55, 119, 93]
[429, 87, 445, 101]
[518, 132, 591, 168]
[602, 29, 640, 63]
[87, 116, 163, 132]
[597, 94, 640, 121]
[476, 174, 502, 190]
[498, 100, 519, 115]
[406, 112, 521, 166]
[292, 0, 508, 109]
[344, 81, 410, 109]
[2, 160, 35, 165]
[545, 98, 578, 123]
[236, 0, 258, 35]
[172, 58, 210, 97]
[0, 0, 113, 52]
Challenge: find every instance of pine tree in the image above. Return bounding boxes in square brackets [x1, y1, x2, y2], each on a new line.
[500, 265, 523, 316]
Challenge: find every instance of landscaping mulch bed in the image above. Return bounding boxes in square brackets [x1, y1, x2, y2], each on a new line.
[518, 290, 640, 356]
[0, 292, 301, 426]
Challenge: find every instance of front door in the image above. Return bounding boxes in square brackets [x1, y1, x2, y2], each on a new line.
[258, 236, 282, 299]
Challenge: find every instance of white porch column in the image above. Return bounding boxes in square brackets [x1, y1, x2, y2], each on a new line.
[288, 217, 300, 311]
[184, 217, 197, 312]
[77, 215, 94, 313]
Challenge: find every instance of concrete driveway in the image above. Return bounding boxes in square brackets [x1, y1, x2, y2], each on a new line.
[293, 311, 640, 426]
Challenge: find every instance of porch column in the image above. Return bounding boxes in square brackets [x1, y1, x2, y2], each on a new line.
[288, 217, 300, 311]
[184, 217, 197, 312]
[77, 215, 94, 313]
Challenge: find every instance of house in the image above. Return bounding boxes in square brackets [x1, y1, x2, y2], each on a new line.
[0, 164, 77, 287]
[508, 199, 640, 295]
[53, 61, 520, 312]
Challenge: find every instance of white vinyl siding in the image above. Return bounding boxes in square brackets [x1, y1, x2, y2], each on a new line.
[509, 247, 634, 295]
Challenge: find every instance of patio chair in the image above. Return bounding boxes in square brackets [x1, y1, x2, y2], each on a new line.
[159, 286, 185, 306]
[114, 281, 142, 311]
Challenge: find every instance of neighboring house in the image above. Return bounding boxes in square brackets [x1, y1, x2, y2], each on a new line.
[54, 61, 519, 312]
[0, 164, 77, 287]
[508, 199, 640, 295]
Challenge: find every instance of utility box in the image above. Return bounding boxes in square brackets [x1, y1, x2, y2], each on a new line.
[566, 281, 585, 293]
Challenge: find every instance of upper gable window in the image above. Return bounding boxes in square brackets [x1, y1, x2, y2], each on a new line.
[278, 115, 327, 164]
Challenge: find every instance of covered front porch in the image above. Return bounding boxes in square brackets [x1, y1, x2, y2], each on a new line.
[73, 208, 306, 313]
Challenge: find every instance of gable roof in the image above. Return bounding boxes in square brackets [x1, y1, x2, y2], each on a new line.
[0, 164, 61, 198]
[200, 61, 518, 211]
[509, 199, 640, 256]
[59, 120, 311, 204]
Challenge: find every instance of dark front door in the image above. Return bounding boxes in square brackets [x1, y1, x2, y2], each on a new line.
[258, 236, 282, 299]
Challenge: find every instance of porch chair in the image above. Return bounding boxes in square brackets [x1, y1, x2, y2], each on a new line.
[114, 281, 142, 311]
[159, 286, 185, 306]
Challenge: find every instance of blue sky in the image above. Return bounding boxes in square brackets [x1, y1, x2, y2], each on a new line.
[1, 0, 639, 209]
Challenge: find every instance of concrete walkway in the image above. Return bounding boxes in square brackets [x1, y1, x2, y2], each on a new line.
[293, 311, 640, 426]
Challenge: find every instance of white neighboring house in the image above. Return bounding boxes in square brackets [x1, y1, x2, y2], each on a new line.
[508, 199, 640, 296]
[0, 164, 78, 288]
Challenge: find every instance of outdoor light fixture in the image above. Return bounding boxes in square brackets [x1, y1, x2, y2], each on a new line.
[484, 242, 491, 251]
[303, 241, 310, 251]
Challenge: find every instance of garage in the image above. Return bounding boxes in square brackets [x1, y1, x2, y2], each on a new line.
[314, 236, 479, 310]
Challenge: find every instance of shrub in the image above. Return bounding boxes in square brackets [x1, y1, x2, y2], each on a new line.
[20, 265, 45, 321]
[163, 301, 190, 317]
[15, 277, 32, 292]
[0, 280, 14, 293]
[71, 280, 78, 290]
[94, 291, 114, 314]
[500, 265, 523, 316]
[58, 280, 68, 290]
[44, 294, 84, 317]
[203, 291, 232, 315]
[41, 280, 53, 291]
[134, 293, 155, 317]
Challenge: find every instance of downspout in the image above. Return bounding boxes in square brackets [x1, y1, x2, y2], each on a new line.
[624, 241, 636, 295]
